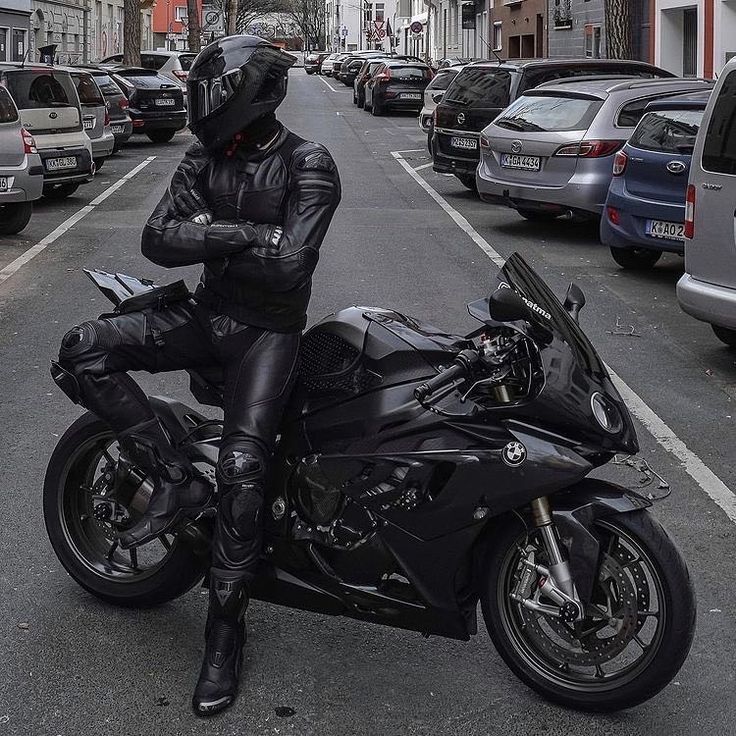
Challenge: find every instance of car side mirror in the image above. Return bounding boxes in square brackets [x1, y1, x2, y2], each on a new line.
[489, 288, 531, 323]
[431, 91, 444, 104]
[564, 282, 586, 322]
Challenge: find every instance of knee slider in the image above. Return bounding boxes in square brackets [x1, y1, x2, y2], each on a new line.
[217, 448, 265, 486]
[59, 323, 97, 363]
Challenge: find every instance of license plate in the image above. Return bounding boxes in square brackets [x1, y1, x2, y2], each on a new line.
[155, 98, 176, 106]
[83, 117, 95, 130]
[111, 124, 124, 133]
[501, 153, 541, 171]
[646, 219, 685, 240]
[401, 93, 422, 100]
[46, 156, 77, 171]
[450, 136, 478, 150]
[0, 176, 8, 192]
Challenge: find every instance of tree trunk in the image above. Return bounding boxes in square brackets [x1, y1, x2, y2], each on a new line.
[187, 0, 201, 52]
[226, 0, 238, 35]
[123, 0, 141, 66]
[604, 0, 633, 60]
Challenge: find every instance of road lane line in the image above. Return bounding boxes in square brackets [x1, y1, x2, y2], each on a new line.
[318, 76, 342, 92]
[414, 162, 433, 171]
[0, 156, 156, 288]
[391, 149, 736, 522]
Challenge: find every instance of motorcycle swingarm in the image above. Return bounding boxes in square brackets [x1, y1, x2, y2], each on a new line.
[551, 478, 651, 603]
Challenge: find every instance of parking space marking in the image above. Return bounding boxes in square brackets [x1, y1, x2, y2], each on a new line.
[413, 162, 433, 171]
[0, 156, 156, 288]
[391, 149, 736, 523]
[318, 76, 345, 93]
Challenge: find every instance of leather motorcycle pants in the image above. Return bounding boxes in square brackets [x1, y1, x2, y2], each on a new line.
[58, 299, 300, 580]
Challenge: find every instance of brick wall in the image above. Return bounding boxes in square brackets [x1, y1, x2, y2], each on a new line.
[548, 0, 606, 58]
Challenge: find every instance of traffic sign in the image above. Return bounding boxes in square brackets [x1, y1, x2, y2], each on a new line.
[410, 20, 423, 35]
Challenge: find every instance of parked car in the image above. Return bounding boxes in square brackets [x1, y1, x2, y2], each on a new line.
[475, 77, 711, 220]
[420, 66, 463, 152]
[59, 67, 115, 171]
[332, 51, 380, 81]
[337, 52, 386, 86]
[327, 53, 352, 79]
[0, 85, 43, 235]
[305, 51, 329, 74]
[364, 61, 434, 116]
[0, 63, 94, 200]
[101, 50, 196, 91]
[433, 59, 675, 190]
[110, 67, 187, 144]
[354, 59, 391, 106]
[79, 67, 133, 151]
[435, 57, 480, 70]
[601, 92, 710, 269]
[321, 53, 340, 77]
[677, 59, 736, 347]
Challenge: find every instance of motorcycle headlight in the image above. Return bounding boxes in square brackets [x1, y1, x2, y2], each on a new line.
[591, 392, 623, 434]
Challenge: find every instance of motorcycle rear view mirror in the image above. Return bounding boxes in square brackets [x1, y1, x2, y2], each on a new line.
[563, 282, 586, 323]
[488, 288, 532, 323]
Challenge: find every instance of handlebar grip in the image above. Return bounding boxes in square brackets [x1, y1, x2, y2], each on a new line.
[414, 361, 468, 402]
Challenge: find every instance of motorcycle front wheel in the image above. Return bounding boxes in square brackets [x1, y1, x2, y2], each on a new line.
[481, 509, 696, 711]
[44, 411, 210, 607]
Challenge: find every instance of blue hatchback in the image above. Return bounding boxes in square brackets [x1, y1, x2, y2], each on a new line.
[600, 91, 711, 269]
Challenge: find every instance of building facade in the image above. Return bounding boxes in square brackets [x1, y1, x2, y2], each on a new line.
[327, 0, 398, 53]
[490, 0, 547, 60]
[655, 0, 736, 78]
[1, 0, 31, 63]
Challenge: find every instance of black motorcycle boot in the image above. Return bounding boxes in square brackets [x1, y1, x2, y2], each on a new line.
[117, 418, 211, 549]
[192, 569, 248, 716]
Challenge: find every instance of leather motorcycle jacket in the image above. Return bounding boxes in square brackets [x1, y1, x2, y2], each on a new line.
[141, 118, 341, 332]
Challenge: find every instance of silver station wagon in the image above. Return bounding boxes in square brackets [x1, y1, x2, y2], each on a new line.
[0, 85, 43, 235]
[476, 77, 712, 221]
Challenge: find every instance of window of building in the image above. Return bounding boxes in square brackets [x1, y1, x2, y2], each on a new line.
[175, 6, 188, 22]
[0, 29, 7, 62]
[11, 29, 26, 62]
[508, 34, 521, 59]
[376, 3, 384, 22]
[585, 24, 601, 58]
[492, 21, 502, 51]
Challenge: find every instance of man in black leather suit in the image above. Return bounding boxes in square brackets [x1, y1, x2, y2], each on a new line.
[56, 36, 341, 715]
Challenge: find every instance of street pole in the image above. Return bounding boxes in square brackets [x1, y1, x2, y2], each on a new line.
[187, 0, 201, 51]
[226, 0, 238, 35]
[123, 0, 141, 66]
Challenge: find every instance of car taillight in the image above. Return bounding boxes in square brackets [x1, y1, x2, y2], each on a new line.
[480, 133, 490, 150]
[119, 97, 129, 110]
[612, 150, 628, 176]
[607, 206, 620, 225]
[21, 127, 37, 154]
[554, 140, 622, 158]
[104, 102, 110, 126]
[172, 70, 188, 81]
[685, 184, 696, 239]
[375, 70, 391, 82]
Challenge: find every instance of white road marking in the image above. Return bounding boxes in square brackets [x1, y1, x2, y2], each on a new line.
[0, 156, 156, 288]
[414, 162, 433, 171]
[318, 76, 343, 93]
[391, 149, 736, 522]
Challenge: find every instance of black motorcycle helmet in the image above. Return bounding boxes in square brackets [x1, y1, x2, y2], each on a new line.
[187, 35, 295, 151]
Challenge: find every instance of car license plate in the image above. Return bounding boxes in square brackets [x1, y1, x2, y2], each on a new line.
[646, 219, 685, 240]
[0, 176, 8, 192]
[501, 153, 541, 171]
[83, 117, 95, 130]
[46, 156, 77, 171]
[111, 124, 124, 133]
[401, 93, 422, 100]
[450, 136, 478, 150]
[155, 98, 176, 106]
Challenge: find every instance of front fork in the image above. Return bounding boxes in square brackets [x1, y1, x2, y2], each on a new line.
[510, 496, 584, 622]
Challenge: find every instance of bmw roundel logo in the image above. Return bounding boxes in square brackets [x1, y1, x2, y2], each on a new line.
[502, 441, 527, 467]
[457, 112, 465, 124]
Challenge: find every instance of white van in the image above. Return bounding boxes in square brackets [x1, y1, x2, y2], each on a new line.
[677, 57, 736, 346]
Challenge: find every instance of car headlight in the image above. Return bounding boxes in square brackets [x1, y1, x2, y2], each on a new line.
[591, 392, 623, 434]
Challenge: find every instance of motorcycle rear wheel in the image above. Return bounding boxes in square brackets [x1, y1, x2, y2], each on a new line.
[481, 509, 696, 711]
[44, 411, 210, 608]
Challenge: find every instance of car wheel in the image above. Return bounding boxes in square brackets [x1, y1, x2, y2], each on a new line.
[371, 100, 383, 116]
[43, 183, 80, 200]
[609, 246, 662, 270]
[306, 70, 314, 75]
[352, 91, 357, 105]
[363, 96, 370, 111]
[454, 173, 477, 191]
[0, 201, 33, 235]
[147, 130, 176, 144]
[517, 209, 560, 222]
[711, 325, 736, 348]
[93, 158, 105, 172]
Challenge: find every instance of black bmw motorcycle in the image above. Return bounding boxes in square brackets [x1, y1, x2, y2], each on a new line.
[45, 253, 695, 712]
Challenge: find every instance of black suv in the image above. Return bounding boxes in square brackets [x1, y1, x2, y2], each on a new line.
[110, 67, 186, 144]
[432, 59, 674, 189]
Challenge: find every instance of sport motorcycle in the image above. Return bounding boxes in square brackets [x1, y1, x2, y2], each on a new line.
[45, 252, 695, 712]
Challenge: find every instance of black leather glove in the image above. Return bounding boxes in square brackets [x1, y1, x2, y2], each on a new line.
[174, 189, 212, 223]
[204, 221, 259, 259]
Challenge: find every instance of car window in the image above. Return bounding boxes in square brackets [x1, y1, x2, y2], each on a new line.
[495, 94, 603, 132]
[702, 70, 736, 175]
[179, 55, 196, 71]
[521, 64, 664, 93]
[93, 73, 121, 96]
[389, 66, 431, 80]
[122, 73, 177, 89]
[141, 54, 167, 70]
[427, 70, 458, 91]
[629, 109, 703, 153]
[0, 87, 18, 123]
[444, 68, 512, 108]
[73, 73, 104, 105]
[4, 70, 78, 109]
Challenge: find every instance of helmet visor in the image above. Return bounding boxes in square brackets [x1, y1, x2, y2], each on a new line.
[191, 68, 243, 120]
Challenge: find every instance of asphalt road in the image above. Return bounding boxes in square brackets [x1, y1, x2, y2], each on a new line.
[1, 69, 735, 735]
